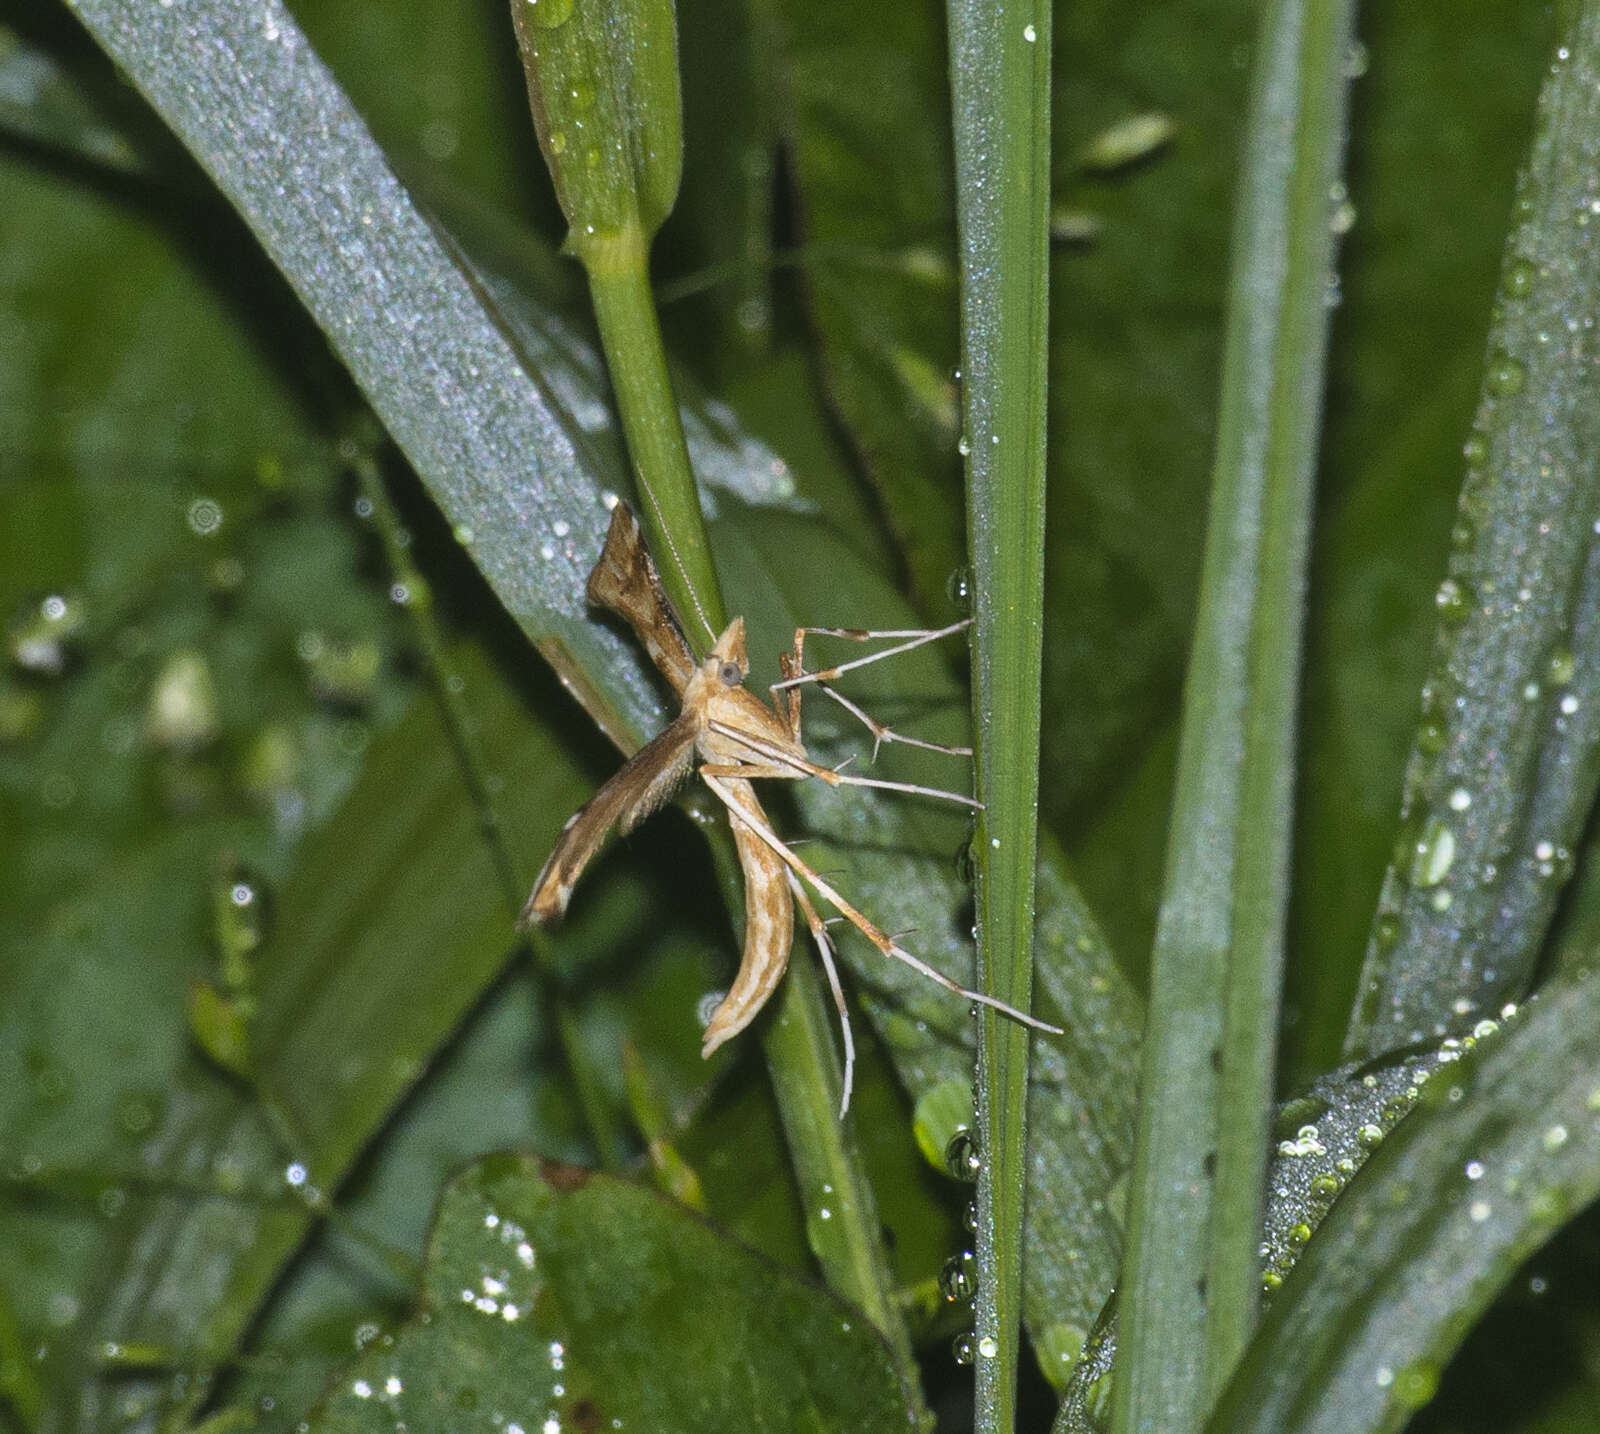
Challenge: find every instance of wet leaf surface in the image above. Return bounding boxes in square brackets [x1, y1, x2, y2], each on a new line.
[305, 1155, 912, 1434]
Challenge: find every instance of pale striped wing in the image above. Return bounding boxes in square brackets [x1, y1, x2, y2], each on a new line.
[518, 715, 698, 928]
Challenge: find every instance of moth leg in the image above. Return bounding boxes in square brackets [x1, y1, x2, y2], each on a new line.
[773, 633, 805, 744]
[703, 729, 983, 810]
[701, 772, 1061, 1037]
[813, 683, 972, 764]
[789, 873, 856, 1117]
[772, 620, 971, 688]
[776, 622, 974, 762]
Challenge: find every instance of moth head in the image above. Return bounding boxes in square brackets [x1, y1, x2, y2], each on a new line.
[708, 617, 749, 687]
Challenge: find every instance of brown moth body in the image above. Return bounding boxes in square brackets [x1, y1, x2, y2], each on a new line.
[521, 501, 1060, 1109]
[519, 505, 800, 1054]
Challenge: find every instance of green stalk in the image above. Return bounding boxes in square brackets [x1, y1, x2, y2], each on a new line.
[945, 0, 1052, 1430]
[765, 959, 928, 1421]
[584, 230, 726, 639]
[703, 823, 929, 1423]
[510, 0, 917, 1399]
[1111, 0, 1352, 1429]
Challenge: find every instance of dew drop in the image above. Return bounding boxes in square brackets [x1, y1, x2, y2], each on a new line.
[945, 1128, 981, 1181]
[524, 0, 575, 28]
[1504, 257, 1537, 301]
[911, 1079, 975, 1171]
[1410, 817, 1456, 887]
[1462, 430, 1489, 467]
[952, 1332, 975, 1365]
[145, 651, 221, 750]
[1486, 349, 1526, 397]
[9, 592, 85, 675]
[947, 565, 973, 609]
[1390, 1360, 1439, 1412]
[1434, 577, 1472, 625]
[938, 1249, 977, 1303]
[186, 497, 224, 536]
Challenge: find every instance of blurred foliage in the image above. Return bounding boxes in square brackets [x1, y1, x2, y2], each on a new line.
[3, 0, 1599, 1432]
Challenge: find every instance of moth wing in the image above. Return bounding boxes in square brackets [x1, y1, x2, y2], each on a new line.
[587, 502, 697, 694]
[518, 715, 698, 928]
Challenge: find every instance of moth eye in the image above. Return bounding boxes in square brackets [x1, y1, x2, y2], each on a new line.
[719, 661, 742, 687]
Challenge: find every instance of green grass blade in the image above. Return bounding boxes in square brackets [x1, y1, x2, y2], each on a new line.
[1344, 0, 1600, 1059]
[63, 0, 661, 752]
[945, 0, 1052, 1428]
[1113, 0, 1354, 1427]
[506, 0, 915, 1388]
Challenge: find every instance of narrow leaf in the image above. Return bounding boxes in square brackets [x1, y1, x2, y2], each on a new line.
[1114, 0, 1354, 1426]
[945, 1, 1053, 1425]
[1211, 962, 1600, 1434]
[1345, 0, 1600, 1057]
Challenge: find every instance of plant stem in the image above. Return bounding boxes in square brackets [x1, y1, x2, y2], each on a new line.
[582, 210, 920, 1418]
[703, 826, 930, 1424]
[946, 0, 1053, 1429]
[584, 227, 728, 645]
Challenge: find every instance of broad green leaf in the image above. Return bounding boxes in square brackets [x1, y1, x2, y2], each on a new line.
[304, 1156, 911, 1434]
[0, 53, 414, 1421]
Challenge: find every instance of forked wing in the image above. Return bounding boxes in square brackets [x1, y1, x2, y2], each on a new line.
[587, 502, 697, 695]
[518, 716, 698, 928]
